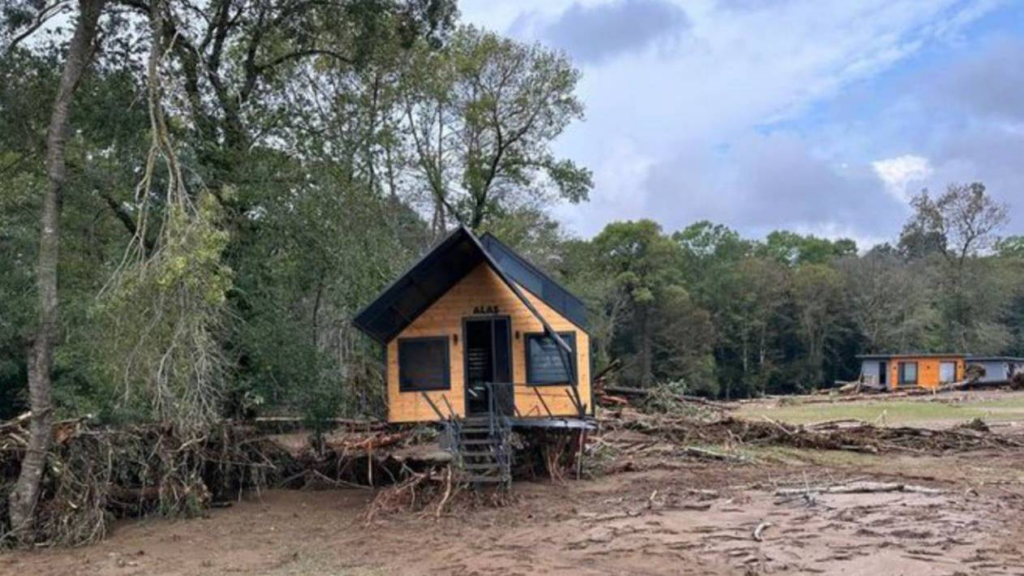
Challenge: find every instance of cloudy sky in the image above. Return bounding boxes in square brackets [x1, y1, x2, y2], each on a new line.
[459, 0, 1024, 247]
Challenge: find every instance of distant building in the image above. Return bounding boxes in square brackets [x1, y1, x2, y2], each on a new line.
[969, 357, 1024, 385]
[857, 353, 1024, 391]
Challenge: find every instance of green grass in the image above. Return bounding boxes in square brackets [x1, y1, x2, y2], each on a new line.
[737, 395, 1024, 426]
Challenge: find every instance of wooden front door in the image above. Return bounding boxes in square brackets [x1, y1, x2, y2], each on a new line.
[463, 317, 513, 416]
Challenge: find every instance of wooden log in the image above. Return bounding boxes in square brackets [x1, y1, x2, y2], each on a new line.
[601, 385, 736, 410]
[775, 481, 944, 496]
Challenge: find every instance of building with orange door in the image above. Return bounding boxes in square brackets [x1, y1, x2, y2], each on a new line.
[858, 353, 1023, 391]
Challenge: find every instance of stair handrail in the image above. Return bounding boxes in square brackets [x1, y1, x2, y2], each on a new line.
[483, 381, 514, 487]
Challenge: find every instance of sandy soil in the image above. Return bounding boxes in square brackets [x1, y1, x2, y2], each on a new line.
[4, 449, 1024, 576]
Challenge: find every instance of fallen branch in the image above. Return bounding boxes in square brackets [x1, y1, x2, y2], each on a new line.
[602, 386, 736, 410]
[775, 481, 944, 497]
[753, 521, 772, 542]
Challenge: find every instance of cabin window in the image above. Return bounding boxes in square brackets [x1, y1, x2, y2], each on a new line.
[397, 337, 450, 392]
[526, 332, 576, 386]
[898, 362, 918, 385]
[939, 361, 957, 384]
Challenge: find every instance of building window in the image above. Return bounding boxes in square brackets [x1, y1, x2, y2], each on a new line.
[398, 337, 450, 392]
[939, 361, 957, 384]
[899, 362, 918, 385]
[526, 332, 576, 386]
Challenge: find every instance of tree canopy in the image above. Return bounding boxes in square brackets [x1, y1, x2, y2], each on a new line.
[1, 0, 1022, 424]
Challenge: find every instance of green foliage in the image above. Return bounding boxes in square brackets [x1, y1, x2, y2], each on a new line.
[997, 236, 1024, 259]
[3, 0, 1023, 436]
[91, 194, 232, 432]
[762, 230, 857, 266]
[401, 25, 592, 230]
[590, 220, 716, 388]
[577, 185, 1018, 398]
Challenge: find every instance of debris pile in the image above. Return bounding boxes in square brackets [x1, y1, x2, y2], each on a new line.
[0, 414, 440, 546]
[597, 408, 1024, 460]
[361, 465, 515, 523]
[0, 415, 270, 546]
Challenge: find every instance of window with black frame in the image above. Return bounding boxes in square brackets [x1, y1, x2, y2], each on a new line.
[397, 337, 450, 391]
[525, 331, 576, 386]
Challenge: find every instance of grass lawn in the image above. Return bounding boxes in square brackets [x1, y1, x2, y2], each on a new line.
[736, 393, 1024, 427]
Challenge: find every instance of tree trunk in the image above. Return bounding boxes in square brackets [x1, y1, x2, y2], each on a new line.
[8, 0, 105, 543]
[638, 305, 654, 387]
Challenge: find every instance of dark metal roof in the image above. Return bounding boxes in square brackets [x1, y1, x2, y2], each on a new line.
[967, 356, 1024, 363]
[857, 353, 1024, 362]
[479, 233, 588, 330]
[857, 353, 966, 359]
[352, 226, 588, 344]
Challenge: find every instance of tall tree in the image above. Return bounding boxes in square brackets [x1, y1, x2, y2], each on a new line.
[791, 264, 845, 388]
[840, 250, 936, 353]
[8, 0, 106, 542]
[905, 183, 1009, 350]
[592, 220, 682, 387]
[400, 26, 592, 232]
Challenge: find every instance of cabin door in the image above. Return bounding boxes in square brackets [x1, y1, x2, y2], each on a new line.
[464, 317, 513, 416]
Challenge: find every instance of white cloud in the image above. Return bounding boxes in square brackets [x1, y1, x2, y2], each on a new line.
[458, 0, 1015, 242]
[872, 155, 934, 204]
[553, 137, 655, 230]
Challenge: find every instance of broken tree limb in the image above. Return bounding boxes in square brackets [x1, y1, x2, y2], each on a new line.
[753, 521, 773, 542]
[601, 386, 736, 410]
[679, 446, 749, 462]
[592, 358, 623, 385]
[775, 481, 944, 497]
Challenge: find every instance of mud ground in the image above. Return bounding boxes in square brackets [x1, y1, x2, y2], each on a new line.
[4, 445, 1024, 576]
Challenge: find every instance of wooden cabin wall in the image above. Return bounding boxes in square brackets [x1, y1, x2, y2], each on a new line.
[887, 357, 965, 390]
[386, 263, 591, 423]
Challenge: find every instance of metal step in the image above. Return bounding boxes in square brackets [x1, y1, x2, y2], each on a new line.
[459, 438, 498, 445]
[462, 462, 503, 471]
[447, 407, 513, 488]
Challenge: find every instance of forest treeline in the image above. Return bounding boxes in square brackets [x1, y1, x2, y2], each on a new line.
[556, 188, 1023, 400]
[2, 0, 1023, 432]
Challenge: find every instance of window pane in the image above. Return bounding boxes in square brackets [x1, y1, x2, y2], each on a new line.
[940, 362, 956, 384]
[900, 362, 918, 384]
[492, 319, 511, 383]
[527, 332, 576, 385]
[398, 338, 449, 391]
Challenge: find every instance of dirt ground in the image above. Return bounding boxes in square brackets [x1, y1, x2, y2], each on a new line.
[4, 442, 1024, 576]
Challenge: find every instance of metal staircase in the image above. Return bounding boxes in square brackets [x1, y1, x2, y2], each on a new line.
[451, 383, 514, 488]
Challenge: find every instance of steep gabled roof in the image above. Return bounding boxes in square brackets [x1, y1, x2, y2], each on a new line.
[479, 232, 588, 330]
[352, 226, 588, 344]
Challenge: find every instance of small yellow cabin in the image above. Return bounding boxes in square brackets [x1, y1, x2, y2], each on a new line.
[858, 354, 966, 391]
[353, 226, 592, 424]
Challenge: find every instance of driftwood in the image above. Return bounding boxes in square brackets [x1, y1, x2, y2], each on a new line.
[753, 521, 773, 542]
[599, 410, 1024, 457]
[601, 386, 736, 411]
[775, 481, 944, 497]
[832, 380, 886, 395]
